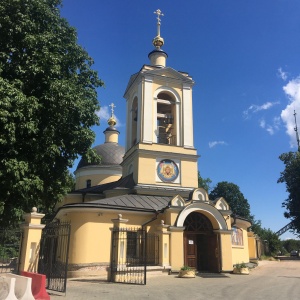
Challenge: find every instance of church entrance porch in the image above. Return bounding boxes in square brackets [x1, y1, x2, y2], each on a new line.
[183, 212, 220, 272]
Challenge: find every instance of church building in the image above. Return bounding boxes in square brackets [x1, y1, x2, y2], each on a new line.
[55, 10, 258, 280]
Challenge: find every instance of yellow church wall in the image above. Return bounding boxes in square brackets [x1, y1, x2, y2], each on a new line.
[247, 232, 257, 259]
[76, 173, 121, 190]
[180, 160, 198, 187]
[58, 210, 158, 266]
[169, 229, 184, 270]
[136, 155, 197, 188]
[219, 233, 233, 271]
[165, 208, 182, 226]
[61, 212, 112, 264]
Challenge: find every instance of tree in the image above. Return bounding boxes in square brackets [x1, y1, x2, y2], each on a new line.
[259, 228, 282, 256]
[198, 171, 212, 192]
[278, 151, 300, 235]
[209, 181, 251, 219]
[249, 220, 282, 256]
[0, 0, 103, 226]
[281, 239, 300, 253]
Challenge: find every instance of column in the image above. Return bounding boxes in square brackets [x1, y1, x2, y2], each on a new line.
[19, 207, 45, 272]
[168, 226, 185, 271]
[108, 214, 129, 281]
[156, 220, 171, 267]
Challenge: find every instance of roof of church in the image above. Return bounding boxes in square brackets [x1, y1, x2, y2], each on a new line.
[76, 142, 125, 170]
[60, 194, 172, 213]
[62, 173, 190, 212]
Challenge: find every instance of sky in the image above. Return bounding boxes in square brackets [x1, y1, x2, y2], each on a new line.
[60, 0, 300, 239]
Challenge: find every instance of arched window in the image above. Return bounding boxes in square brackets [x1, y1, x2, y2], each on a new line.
[131, 97, 138, 147]
[157, 92, 176, 145]
[184, 212, 213, 232]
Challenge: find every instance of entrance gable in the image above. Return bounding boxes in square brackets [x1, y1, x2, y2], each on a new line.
[191, 188, 209, 202]
[170, 195, 185, 207]
[176, 203, 228, 230]
[214, 197, 230, 210]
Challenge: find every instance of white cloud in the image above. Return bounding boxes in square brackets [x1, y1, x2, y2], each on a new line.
[259, 117, 281, 136]
[243, 101, 280, 119]
[277, 67, 288, 81]
[281, 76, 300, 148]
[208, 141, 228, 148]
[96, 106, 122, 127]
[259, 119, 266, 128]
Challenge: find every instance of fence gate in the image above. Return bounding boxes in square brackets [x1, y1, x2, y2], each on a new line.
[38, 220, 70, 293]
[110, 228, 159, 285]
[0, 228, 23, 274]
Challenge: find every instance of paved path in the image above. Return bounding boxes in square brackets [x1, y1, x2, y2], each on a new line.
[50, 260, 300, 300]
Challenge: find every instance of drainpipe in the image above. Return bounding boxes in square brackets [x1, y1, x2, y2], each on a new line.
[142, 211, 160, 229]
[141, 211, 160, 284]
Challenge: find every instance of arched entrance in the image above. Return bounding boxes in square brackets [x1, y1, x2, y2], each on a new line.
[183, 212, 220, 272]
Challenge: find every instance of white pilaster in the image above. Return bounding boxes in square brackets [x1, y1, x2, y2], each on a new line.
[142, 76, 153, 143]
[182, 84, 194, 148]
[136, 84, 142, 144]
[125, 99, 130, 151]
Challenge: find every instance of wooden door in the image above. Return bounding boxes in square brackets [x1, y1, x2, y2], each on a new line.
[184, 233, 197, 268]
[207, 234, 220, 272]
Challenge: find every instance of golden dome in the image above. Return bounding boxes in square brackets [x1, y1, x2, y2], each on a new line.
[107, 116, 116, 126]
[153, 36, 164, 49]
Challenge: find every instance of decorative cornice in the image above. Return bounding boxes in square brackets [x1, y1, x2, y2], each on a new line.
[213, 229, 232, 235]
[20, 224, 46, 230]
[168, 226, 185, 232]
[122, 148, 198, 164]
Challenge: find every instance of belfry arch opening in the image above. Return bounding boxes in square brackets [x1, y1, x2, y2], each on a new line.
[131, 97, 138, 147]
[156, 92, 176, 145]
[183, 212, 220, 272]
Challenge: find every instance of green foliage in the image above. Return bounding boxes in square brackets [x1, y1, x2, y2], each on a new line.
[0, 0, 103, 226]
[281, 239, 300, 253]
[180, 265, 193, 271]
[234, 262, 247, 269]
[250, 218, 263, 234]
[278, 151, 300, 235]
[259, 228, 282, 256]
[209, 181, 251, 219]
[249, 219, 282, 256]
[0, 229, 22, 262]
[197, 171, 212, 192]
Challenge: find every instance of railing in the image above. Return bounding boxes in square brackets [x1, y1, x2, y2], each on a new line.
[110, 228, 159, 285]
[38, 220, 71, 293]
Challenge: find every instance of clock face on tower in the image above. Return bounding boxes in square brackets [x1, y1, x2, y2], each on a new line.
[157, 159, 179, 182]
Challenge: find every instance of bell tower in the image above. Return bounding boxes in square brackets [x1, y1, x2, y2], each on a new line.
[122, 9, 199, 189]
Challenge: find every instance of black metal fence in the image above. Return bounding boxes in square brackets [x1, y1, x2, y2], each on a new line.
[0, 228, 23, 274]
[110, 228, 159, 285]
[38, 220, 71, 293]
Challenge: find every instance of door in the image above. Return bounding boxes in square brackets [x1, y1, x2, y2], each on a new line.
[206, 234, 220, 272]
[184, 233, 197, 268]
